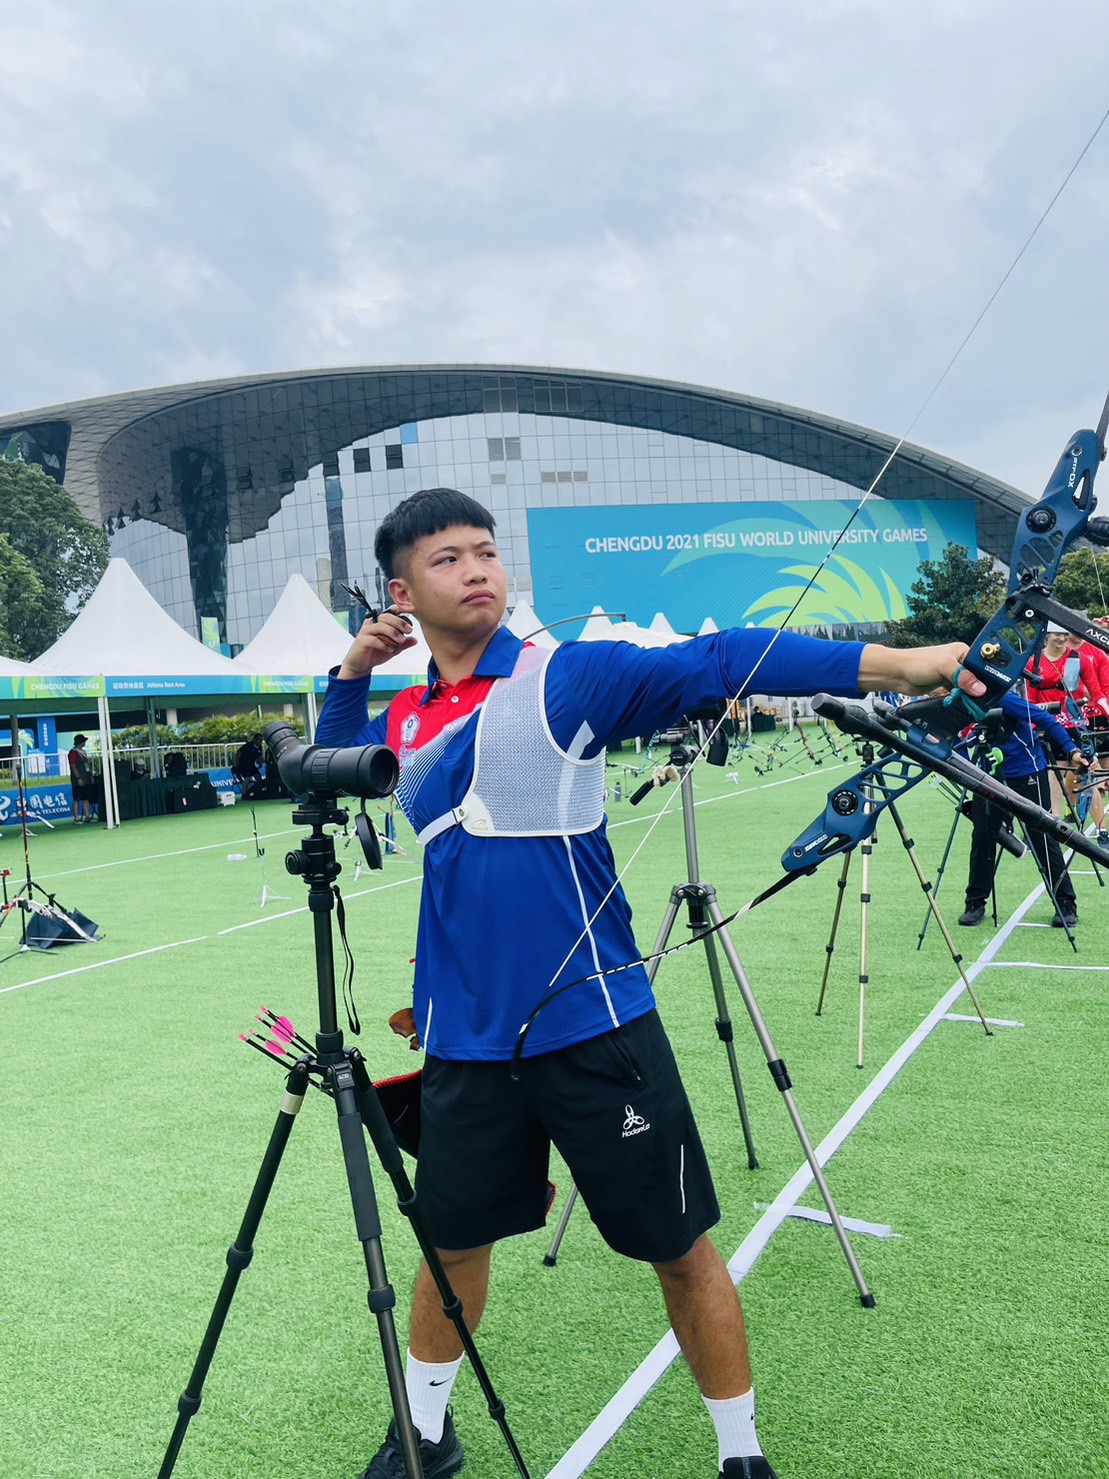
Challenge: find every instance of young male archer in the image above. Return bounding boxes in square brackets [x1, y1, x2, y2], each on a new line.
[315, 486, 985, 1479]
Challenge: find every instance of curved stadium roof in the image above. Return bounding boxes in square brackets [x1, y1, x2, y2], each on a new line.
[0, 363, 1029, 561]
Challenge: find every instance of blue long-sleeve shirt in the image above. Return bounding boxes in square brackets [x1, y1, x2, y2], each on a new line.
[317, 625, 866, 1060]
[988, 691, 1077, 779]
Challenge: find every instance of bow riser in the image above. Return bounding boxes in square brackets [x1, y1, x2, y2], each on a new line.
[781, 752, 926, 872]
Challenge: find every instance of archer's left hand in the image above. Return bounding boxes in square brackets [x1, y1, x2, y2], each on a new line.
[857, 641, 989, 699]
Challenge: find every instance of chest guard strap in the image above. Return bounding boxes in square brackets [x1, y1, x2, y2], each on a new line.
[416, 646, 606, 845]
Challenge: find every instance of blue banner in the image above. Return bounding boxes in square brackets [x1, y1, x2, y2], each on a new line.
[0, 783, 72, 825]
[527, 498, 978, 632]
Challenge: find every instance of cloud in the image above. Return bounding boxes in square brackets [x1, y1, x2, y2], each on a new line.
[1, 0, 1107, 490]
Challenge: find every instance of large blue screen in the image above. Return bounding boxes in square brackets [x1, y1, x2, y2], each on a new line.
[526, 498, 978, 633]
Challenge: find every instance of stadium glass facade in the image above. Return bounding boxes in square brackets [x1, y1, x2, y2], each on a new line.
[0, 366, 1027, 652]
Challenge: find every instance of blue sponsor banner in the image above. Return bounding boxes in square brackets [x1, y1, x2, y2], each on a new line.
[527, 498, 978, 632]
[105, 674, 312, 696]
[0, 783, 72, 825]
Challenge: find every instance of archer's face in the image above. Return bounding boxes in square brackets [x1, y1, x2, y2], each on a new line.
[388, 523, 507, 641]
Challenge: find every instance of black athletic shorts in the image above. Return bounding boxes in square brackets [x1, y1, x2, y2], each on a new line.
[415, 1009, 720, 1263]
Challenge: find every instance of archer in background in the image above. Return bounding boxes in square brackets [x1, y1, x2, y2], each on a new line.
[957, 688, 1086, 930]
[1025, 625, 1109, 839]
[316, 487, 985, 1479]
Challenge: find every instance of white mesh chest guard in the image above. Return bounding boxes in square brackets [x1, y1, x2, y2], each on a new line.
[417, 646, 606, 844]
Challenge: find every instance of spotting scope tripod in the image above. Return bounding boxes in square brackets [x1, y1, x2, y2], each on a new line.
[159, 727, 530, 1479]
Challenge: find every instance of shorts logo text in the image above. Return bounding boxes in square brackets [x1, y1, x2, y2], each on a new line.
[622, 1104, 650, 1138]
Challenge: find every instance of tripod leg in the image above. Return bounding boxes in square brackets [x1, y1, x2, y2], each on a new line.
[647, 887, 758, 1169]
[697, 928, 759, 1169]
[351, 1054, 532, 1479]
[543, 1184, 580, 1268]
[886, 803, 992, 1037]
[330, 1055, 424, 1479]
[160, 1061, 311, 1478]
[918, 790, 965, 950]
[704, 897, 875, 1306]
[816, 851, 852, 1014]
[857, 814, 875, 1070]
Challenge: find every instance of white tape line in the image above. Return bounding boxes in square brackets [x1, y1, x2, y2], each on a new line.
[0, 937, 210, 996]
[607, 763, 847, 830]
[39, 828, 301, 880]
[942, 1014, 1024, 1028]
[700, 763, 850, 807]
[543, 877, 1046, 1479]
[754, 1203, 898, 1239]
[986, 961, 1109, 972]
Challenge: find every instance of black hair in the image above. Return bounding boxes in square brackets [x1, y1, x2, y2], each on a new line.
[374, 488, 496, 580]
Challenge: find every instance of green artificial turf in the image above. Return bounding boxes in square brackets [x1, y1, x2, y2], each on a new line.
[1, 756, 1107, 1478]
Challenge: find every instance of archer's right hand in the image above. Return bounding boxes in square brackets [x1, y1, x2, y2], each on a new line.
[338, 609, 417, 680]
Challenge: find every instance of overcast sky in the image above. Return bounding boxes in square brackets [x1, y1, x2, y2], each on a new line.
[4, 0, 1108, 495]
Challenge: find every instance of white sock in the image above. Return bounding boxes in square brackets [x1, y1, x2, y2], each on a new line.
[405, 1351, 464, 1443]
[703, 1388, 762, 1466]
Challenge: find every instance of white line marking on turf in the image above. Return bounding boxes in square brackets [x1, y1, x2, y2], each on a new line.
[36, 829, 301, 880]
[607, 764, 847, 829]
[0, 938, 210, 996]
[943, 1014, 1024, 1028]
[986, 961, 1109, 972]
[543, 877, 1047, 1479]
[754, 1204, 899, 1239]
[218, 874, 420, 933]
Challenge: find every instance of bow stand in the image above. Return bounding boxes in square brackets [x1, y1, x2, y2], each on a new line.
[543, 710, 876, 1308]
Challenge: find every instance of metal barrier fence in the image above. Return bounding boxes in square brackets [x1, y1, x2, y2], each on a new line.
[1, 742, 243, 784]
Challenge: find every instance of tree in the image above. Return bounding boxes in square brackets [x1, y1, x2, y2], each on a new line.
[1052, 548, 1109, 617]
[0, 533, 48, 658]
[0, 459, 109, 659]
[883, 544, 1006, 648]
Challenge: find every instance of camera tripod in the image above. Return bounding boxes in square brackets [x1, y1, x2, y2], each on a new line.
[544, 728, 875, 1308]
[0, 756, 97, 959]
[159, 785, 530, 1479]
[815, 743, 992, 1068]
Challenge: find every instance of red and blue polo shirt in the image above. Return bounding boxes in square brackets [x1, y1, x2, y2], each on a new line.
[317, 623, 866, 1061]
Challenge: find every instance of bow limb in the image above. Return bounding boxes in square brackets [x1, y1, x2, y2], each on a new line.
[769, 393, 1109, 889]
[894, 389, 1109, 742]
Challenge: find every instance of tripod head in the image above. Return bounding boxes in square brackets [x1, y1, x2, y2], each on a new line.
[654, 702, 730, 768]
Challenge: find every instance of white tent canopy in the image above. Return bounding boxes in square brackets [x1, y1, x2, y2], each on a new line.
[576, 606, 621, 642]
[648, 612, 680, 638]
[30, 559, 302, 830]
[0, 653, 41, 675]
[698, 617, 720, 635]
[34, 558, 243, 677]
[505, 600, 560, 648]
[234, 573, 353, 676]
[609, 621, 684, 649]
